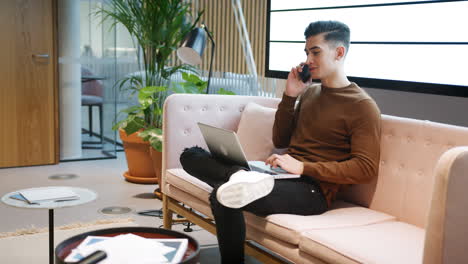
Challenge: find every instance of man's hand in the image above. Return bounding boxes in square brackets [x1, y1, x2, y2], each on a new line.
[265, 154, 304, 175]
[285, 64, 308, 97]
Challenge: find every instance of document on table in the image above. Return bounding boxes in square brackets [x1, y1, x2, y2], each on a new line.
[64, 233, 188, 264]
[19, 187, 79, 204]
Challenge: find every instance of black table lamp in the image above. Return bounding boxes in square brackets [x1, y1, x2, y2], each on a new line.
[177, 23, 215, 94]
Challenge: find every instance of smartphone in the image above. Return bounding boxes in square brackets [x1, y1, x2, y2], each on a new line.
[299, 64, 311, 83]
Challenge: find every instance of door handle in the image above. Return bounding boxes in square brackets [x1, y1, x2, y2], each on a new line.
[32, 54, 50, 59]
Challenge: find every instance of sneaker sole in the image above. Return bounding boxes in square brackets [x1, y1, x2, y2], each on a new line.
[216, 175, 274, 208]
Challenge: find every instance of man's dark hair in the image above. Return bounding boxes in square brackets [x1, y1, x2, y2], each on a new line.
[304, 20, 350, 54]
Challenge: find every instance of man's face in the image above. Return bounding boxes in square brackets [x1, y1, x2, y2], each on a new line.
[304, 33, 341, 80]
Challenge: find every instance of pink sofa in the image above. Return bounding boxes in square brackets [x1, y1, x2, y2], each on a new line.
[161, 93, 468, 264]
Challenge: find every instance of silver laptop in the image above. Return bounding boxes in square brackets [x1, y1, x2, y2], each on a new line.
[197, 122, 300, 179]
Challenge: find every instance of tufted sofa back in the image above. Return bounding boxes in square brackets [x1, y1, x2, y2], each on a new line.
[163, 94, 468, 229]
[341, 114, 468, 228]
[162, 94, 280, 187]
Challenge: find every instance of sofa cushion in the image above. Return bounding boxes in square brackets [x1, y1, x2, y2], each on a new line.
[245, 201, 395, 246]
[299, 221, 424, 264]
[236, 102, 289, 161]
[236, 102, 277, 161]
[166, 168, 212, 202]
[246, 226, 327, 264]
[163, 183, 214, 219]
[166, 168, 396, 247]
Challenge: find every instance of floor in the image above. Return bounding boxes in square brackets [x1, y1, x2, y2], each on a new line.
[0, 152, 219, 248]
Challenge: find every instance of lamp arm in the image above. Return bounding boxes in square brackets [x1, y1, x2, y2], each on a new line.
[203, 25, 215, 94]
[202, 24, 215, 46]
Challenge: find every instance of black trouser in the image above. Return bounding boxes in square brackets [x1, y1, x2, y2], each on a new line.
[180, 146, 328, 264]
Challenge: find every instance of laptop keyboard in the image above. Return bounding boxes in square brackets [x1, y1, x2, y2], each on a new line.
[270, 166, 288, 174]
[250, 164, 301, 179]
[251, 166, 275, 175]
[251, 165, 288, 175]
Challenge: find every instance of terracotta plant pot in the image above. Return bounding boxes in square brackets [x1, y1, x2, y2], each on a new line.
[119, 129, 158, 184]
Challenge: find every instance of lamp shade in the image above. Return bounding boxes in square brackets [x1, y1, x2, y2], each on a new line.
[177, 27, 207, 65]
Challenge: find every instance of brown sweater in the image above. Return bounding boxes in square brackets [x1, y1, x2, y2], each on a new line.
[273, 83, 381, 206]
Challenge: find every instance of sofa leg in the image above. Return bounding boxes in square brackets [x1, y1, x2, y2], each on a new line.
[162, 194, 173, 229]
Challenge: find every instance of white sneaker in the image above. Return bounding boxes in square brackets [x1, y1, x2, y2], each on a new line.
[216, 170, 274, 208]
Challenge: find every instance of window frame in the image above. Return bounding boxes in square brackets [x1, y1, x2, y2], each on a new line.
[265, 0, 468, 97]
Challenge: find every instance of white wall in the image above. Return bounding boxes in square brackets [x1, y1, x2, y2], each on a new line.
[363, 87, 468, 127]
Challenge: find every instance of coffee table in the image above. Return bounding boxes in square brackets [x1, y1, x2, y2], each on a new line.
[1, 186, 97, 264]
[55, 227, 200, 263]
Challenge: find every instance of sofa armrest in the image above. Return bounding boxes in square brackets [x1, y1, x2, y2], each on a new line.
[423, 146, 468, 264]
[161, 94, 280, 192]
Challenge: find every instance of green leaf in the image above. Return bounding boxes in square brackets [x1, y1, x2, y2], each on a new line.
[138, 127, 163, 151]
[141, 127, 162, 136]
[182, 73, 202, 84]
[112, 119, 126, 131]
[150, 138, 163, 152]
[217, 88, 236, 95]
[171, 83, 185, 94]
[181, 72, 189, 81]
[95, 0, 204, 132]
[141, 86, 168, 95]
[198, 81, 208, 93]
[120, 105, 141, 114]
[138, 96, 153, 109]
[123, 116, 145, 135]
[153, 107, 163, 117]
[137, 129, 154, 141]
[176, 72, 208, 94]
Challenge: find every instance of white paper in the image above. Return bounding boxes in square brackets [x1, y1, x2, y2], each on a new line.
[76, 234, 174, 264]
[65, 234, 189, 263]
[20, 187, 79, 203]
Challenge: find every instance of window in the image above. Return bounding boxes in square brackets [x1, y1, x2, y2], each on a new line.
[266, 0, 468, 96]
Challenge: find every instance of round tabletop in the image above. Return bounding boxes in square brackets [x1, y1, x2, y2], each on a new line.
[1, 186, 97, 209]
[55, 227, 200, 264]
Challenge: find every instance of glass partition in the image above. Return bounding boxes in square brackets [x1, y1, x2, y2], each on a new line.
[59, 0, 138, 161]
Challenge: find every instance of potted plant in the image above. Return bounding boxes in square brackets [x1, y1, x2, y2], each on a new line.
[173, 72, 236, 95]
[98, 0, 202, 184]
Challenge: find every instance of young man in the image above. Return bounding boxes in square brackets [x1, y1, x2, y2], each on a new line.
[180, 20, 381, 264]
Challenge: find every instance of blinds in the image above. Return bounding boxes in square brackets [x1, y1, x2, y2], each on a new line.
[169, 0, 267, 76]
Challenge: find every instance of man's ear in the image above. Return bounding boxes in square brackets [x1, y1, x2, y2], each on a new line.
[335, 46, 346, 61]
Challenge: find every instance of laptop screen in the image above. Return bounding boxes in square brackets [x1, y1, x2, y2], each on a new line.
[197, 122, 251, 169]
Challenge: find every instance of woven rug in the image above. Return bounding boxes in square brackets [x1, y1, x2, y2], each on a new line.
[0, 218, 264, 264]
[0, 218, 137, 264]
